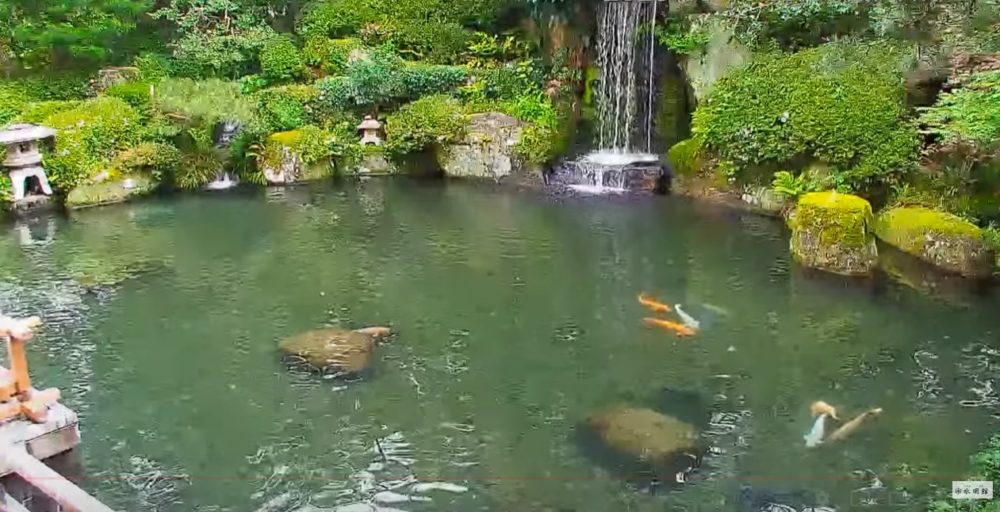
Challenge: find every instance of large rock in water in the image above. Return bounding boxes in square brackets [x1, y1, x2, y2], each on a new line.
[278, 327, 391, 375]
[436, 113, 532, 182]
[788, 191, 878, 276]
[586, 406, 700, 477]
[66, 175, 156, 209]
[875, 207, 995, 278]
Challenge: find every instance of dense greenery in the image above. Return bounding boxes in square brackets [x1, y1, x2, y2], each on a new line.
[693, 42, 919, 191]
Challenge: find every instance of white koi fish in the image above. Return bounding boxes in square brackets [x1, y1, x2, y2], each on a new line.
[674, 304, 701, 330]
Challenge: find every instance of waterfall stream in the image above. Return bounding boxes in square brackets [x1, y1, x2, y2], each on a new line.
[595, 0, 658, 154]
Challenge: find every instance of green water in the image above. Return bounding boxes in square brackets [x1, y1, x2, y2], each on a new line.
[1, 181, 998, 511]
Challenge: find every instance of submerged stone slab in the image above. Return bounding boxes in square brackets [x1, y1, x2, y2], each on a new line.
[585, 406, 701, 478]
[788, 191, 878, 276]
[875, 206, 995, 278]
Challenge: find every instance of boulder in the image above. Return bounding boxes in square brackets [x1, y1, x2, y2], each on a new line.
[788, 191, 878, 276]
[741, 186, 790, 217]
[436, 113, 529, 182]
[357, 150, 397, 176]
[586, 406, 700, 476]
[261, 130, 334, 185]
[65, 175, 156, 209]
[278, 327, 391, 375]
[874, 207, 995, 278]
[680, 18, 750, 102]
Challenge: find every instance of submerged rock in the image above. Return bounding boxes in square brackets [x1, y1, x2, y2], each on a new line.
[586, 406, 701, 479]
[875, 206, 995, 278]
[279, 326, 391, 375]
[788, 192, 878, 276]
[65, 175, 156, 209]
[436, 113, 534, 182]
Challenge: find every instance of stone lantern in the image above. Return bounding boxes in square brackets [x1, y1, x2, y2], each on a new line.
[358, 116, 382, 146]
[0, 124, 56, 203]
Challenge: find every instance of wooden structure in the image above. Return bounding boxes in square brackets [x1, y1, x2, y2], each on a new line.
[0, 315, 115, 511]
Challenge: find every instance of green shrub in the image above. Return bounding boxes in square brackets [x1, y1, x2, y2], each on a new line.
[692, 42, 919, 192]
[104, 82, 154, 115]
[656, 17, 711, 55]
[920, 71, 1000, 146]
[298, 0, 378, 38]
[494, 92, 568, 166]
[260, 123, 360, 172]
[771, 170, 820, 199]
[463, 60, 545, 101]
[303, 37, 365, 75]
[259, 36, 307, 82]
[23, 75, 91, 101]
[386, 95, 466, 154]
[43, 97, 142, 191]
[16, 100, 83, 124]
[111, 142, 182, 181]
[255, 85, 324, 132]
[154, 78, 258, 128]
[0, 84, 30, 125]
[400, 64, 469, 99]
[133, 53, 174, 81]
[667, 138, 704, 177]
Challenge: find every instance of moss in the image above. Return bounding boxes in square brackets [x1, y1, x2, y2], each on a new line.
[667, 138, 703, 177]
[656, 67, 690, 149]
[795, 192, 874, 248]
[789, 191, 877, 275]
[875, 207, 994, 277]
[65, 175, 156, 209]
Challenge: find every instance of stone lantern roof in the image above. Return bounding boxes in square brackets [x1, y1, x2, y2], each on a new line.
[357, 116, 381, 131]
[0, 124, 56, 145]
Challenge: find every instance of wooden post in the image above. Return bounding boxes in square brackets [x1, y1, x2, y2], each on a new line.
[0, 446, 115, 512]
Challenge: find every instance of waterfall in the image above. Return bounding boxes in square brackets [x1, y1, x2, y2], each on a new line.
[595, 0, 658, 154]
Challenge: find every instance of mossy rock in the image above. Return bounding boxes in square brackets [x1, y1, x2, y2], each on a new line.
[278, 326, 391, 375]
[586, 406, 701, 478]
[874, 207, 995, 278]
[260, 127, 334, 184]
[65, 175, 155, 209]
[788, 191, 877, 276]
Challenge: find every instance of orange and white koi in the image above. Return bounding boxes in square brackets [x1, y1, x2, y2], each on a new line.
[638, 293, 672, 314]
[643, 317, 696, 337]
[826, 408, 882, 442]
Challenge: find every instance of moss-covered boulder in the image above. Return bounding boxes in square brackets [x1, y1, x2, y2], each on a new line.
[278, 326, 391, 375]
[789, 191, 878, 276]
[65, 175, 155, 209]
[436, 113, 527, 181]
[586, 406, 701, 478]
[875, 207, 995, 278]
[260, 126, 335, 185]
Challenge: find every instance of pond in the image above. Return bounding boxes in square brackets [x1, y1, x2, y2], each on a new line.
[1, 180, 998, 511]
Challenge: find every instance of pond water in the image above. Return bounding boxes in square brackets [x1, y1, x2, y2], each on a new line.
[1, 180, 998, 511]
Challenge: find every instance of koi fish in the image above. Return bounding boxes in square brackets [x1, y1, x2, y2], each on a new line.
[0, 315, 41, 340]
[643, 317, 697, 337]
[804, 413, 828, 448]
[810, 400, 840, 421]
[638, 293, 671, 313]
[674, 304, 701, 330]
[826, 408, 882, 442]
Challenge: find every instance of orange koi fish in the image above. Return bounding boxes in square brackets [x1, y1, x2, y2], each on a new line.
[638, 293, 672, 314]
[643, 317, 696, 337]
[810, 400, 840, 421]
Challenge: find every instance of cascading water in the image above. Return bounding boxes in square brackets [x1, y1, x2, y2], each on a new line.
[549, 0, 667, 194]
[595, 0, 658, 155]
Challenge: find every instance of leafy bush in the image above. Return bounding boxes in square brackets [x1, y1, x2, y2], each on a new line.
[43, 97, 142, 191]
[771, 170, 819, 199]
[111, 142, 182, 181]
[303, 37, 364, 75]
[154, 78, 258, 128]
[386, 95, 466, 154]
[104, 81, 154, 115]
[656, 17, 712, 55]
[692, 42, 919, 192]
[317, 51, 466, 111]
[0, 84, 30, 125]
[494, 92, 568, 166]
[667, 138, 704, 177]
[255, 85, 323, 132]
[259, 36, 307, 82]
[920, 71, 1000, 145]
[133, 53, 174, 81]
[463, 60, 543, 101]
[16, 101, 83, 124]
[927, 434, 1000, 511]
[298, 0, 379, 38]
[400, 64, 469, 98]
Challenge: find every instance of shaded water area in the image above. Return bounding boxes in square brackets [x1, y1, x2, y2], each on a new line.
[0, 180, 999, 511]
